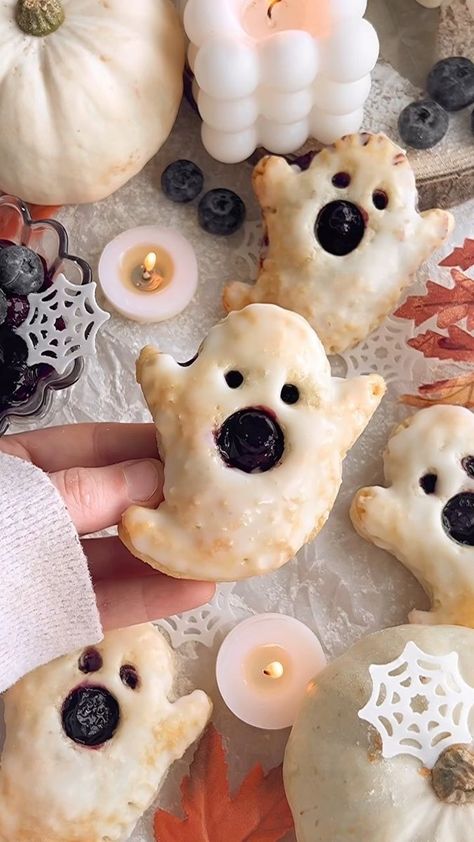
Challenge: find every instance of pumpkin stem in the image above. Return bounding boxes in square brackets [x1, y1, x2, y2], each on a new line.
[431, 744, 474, 804]
[16, 0, 65, 37]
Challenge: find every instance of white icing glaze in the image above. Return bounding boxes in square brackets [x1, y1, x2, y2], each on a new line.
[120, 303, 385, 582]
[351, 405, 474, 627]
[223, 133, 454, 355]
[0, 624, 211, 842]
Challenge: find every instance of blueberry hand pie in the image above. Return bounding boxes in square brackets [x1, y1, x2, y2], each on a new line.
[351, 405, 474, 627]
[120, 303, 385, 582]
[223, 133, 454, 355]
[0, 624, 212, 842]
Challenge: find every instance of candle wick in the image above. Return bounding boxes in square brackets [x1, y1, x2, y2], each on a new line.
[263, 661, 284, 679]
[267, 0, 281, 19]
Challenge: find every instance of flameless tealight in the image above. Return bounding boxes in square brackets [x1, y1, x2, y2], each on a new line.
[98, 226, 198, 323]
[216, 614, 327, 730]
[184, 0, 379, 162]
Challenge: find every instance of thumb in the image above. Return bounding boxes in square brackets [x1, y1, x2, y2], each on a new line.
[50, 459, 163, 535]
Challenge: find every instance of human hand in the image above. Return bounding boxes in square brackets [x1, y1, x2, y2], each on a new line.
[0, 423, 215, 630]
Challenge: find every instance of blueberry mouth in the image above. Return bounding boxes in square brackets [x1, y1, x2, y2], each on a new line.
[315, 200, 366, 256]
[442, 492, 474, 547]
[216, 408, 284, 473]
[62, 685, 120, 747]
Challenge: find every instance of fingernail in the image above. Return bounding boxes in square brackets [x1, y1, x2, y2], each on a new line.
[123, 460, 162, 503]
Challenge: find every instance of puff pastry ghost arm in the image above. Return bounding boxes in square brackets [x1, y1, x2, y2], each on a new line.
[155, 691, 212, 763]
[332, 374, 386, 453]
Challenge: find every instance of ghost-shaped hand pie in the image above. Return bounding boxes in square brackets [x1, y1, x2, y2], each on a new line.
[223, 133, 454, 355]
[120, 303, 385, 582]
[0, 624, 212, 842]
[351, 405, 474, 628]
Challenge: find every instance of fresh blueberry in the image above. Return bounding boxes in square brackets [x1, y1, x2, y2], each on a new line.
[216, 408, 284, 473]
[62, 686, 120, 747]
[315, 201, 366, 256]
[427, 57, 474, 112]
[6, 295, 29, 328]
[0, 329, 28, 367]
[0, 290, 7, 326]
[0, 245, 44, 295]
[198, 189, 246, 236]
[442, 492, 474, 546]
[398, 99, 449, 149]
[161, 160, 204, 203]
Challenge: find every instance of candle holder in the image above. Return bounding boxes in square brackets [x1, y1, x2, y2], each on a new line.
[216, 614, 327, 730]
[183, 0, 379, 163]
[0, 196, 93, 436]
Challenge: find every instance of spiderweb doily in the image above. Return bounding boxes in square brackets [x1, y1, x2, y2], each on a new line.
[16, 274, 109, 374]
[359, 642, 474, 769]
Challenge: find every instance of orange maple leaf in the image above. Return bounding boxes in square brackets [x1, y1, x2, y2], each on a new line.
[401, 372, 474, 409]
[395, 270, 474, 330]
[408, 325, 474, 362]
[440, 238, 474, 271]
[154, 725, 294, 842]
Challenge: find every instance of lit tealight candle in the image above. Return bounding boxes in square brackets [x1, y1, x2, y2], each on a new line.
[98, 226, 198, 323]
[216, 614, 327, 730]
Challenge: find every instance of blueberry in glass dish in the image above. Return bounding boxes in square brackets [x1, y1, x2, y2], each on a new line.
[0, 195, 90, 435]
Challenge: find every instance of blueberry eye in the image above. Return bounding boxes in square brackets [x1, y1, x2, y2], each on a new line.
[225, 370, 244, 389]
[120, 665, 139, 690]
[78, 648, 103, 674]
[420, 473, 437, 494]
[281, 384, 300, 405]
[178, 353, 198, 367]
[462, 456, 474, 478]
[332, 172, 351, 188]
[373, 189, 389, 210]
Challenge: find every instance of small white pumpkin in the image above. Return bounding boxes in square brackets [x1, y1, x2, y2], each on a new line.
[284, 625, 474, 842]
[0, 0, 185, 204]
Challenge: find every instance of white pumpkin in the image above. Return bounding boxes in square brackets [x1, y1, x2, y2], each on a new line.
[284, 625, 474, 842]
[0, 0, 185, 204]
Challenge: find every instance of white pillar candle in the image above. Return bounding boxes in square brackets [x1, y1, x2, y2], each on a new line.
[183, 0, 379, 163]
[98, 226, 198, 323]
[216, 614, 327, 730]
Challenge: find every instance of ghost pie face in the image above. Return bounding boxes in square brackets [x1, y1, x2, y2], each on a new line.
[351, 405, 474, 627]
[223, 133, 454, 354]
[120, 303, 385, 582]
[0, 624, 212, 842]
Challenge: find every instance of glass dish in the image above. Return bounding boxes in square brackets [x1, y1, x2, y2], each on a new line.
[0, 195, 88, 436]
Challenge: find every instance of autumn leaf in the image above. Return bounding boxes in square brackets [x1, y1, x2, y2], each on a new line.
[408, 325, 474, 362]
[154, 725, 294, 842]
[394, 270, 474, 330]
[401, 372, 474, 409]
[440, 238, 474, 271]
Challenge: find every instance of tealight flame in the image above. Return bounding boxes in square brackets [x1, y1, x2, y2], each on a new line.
[143, 252, 157, 274]
[263, 661, 284, 679]
[267, 0, 281, 19]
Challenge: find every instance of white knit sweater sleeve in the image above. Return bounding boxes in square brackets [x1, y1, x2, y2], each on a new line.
[0, 452, 102, 692]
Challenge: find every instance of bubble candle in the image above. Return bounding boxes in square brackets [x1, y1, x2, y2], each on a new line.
[183, 0, 379, 163]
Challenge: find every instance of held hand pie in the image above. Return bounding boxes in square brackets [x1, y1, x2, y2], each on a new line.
[351, 405, 474, 628]
[0, 624, 212, 842]
[120, 303, 385, 582]
[223, 132, 454, 355]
